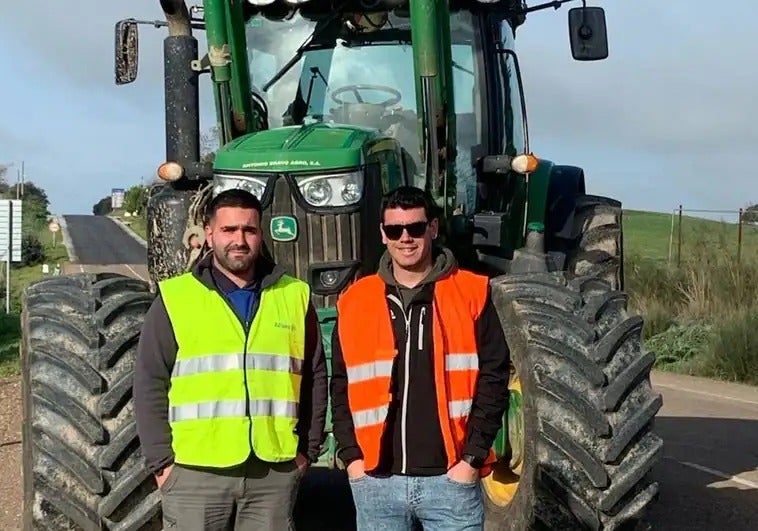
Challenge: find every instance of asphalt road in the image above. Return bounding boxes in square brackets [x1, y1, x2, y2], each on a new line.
[61, 214, 149, 280]
[642, 372, 758, 530]
[293, 371, 758, 531]
[63, 214, 146, 265]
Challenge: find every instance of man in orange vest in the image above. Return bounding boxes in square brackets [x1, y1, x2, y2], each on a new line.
[330, 186, 511, 530]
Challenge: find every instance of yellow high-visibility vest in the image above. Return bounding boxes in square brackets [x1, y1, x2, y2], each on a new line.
[158, 271, 309, 467]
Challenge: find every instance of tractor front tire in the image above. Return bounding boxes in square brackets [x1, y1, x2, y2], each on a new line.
[565, 194, 624, 291]
[483, 272, 663, 530]
[20, 273, 159, 530]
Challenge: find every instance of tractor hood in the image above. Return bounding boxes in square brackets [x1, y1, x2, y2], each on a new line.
[213, 122, 383, 173]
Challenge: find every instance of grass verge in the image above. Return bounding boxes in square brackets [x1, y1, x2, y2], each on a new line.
[0, 229, 70, 377]
[109, 209, 146, 241]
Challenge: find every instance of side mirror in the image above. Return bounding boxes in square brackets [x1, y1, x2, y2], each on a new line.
[568, 6, 608, 61]
[115, 19, 139, 85]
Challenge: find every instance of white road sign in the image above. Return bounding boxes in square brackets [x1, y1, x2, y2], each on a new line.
[0, 200, 22, 263]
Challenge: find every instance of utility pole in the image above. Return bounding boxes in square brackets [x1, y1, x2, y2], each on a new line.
[16, 161, 25, 200]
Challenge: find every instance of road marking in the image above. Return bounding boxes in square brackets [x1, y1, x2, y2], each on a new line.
[125, 264, 146, 281]
[655, 383, 758, 407]
[669, 458, 758, 489]
[79, 265, 84, 273]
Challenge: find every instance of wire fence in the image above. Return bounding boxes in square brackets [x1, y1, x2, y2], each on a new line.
[624, 205, 758, 266]
[669, 206, 756, 266]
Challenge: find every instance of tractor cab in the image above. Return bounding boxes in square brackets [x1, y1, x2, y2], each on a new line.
[243, 4, 522, 214]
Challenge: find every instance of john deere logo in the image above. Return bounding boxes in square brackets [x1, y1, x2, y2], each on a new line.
[271, 216, 298, 242]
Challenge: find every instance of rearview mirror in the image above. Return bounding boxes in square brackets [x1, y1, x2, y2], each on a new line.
[568, 6, 608, 61]
[115, 19, 139, 85]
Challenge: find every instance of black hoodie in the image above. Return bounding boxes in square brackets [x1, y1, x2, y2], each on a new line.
[330, 247, 511, 476]
[133, 252, 328, 474]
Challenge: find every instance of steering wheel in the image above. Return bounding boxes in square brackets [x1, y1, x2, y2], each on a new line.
[331, 84, 402, 107]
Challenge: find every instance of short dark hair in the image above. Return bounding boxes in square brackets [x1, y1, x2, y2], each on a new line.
[206, 188, 263, 221]
[381, 186, 439, 223]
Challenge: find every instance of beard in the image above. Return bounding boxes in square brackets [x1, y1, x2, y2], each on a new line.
[215, 243, 256, 273]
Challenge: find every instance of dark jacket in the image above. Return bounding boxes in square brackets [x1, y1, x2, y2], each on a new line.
[133, 252, 328, 474]
[330, 247, 511, 476]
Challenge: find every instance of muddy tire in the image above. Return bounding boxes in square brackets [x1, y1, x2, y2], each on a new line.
[483, 272, 663, 530]
[20, 273, 159, 530]
[564, 195, 624, 291]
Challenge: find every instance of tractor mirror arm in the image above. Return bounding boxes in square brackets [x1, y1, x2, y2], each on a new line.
[516, 0, 585, 15]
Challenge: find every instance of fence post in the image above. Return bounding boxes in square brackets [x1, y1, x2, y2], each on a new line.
[668, 208, 676, 265]
[677, 204, 683, 267]
[737, 207, 744, 264]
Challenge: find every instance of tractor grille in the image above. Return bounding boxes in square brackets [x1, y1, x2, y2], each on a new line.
[262, 174, 361, 308]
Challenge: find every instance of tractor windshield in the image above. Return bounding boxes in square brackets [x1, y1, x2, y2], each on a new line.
[245, 10, 482, 185]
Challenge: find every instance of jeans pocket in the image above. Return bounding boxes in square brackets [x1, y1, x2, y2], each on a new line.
[444, 475, 478, 488]
[348, 474, 370, 485]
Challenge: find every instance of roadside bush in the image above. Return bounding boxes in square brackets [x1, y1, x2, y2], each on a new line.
[20, 233, 45, 267]
[646, 323, 713, 370]
[694, 307, 758, 385]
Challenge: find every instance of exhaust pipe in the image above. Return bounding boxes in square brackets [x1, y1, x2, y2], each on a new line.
[158, 0, 199, 170]
[159, 0, 192, 37]
[147, 0, 200, 286]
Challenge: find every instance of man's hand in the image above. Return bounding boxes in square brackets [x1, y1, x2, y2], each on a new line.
[346, 459, 366, 479]
[446, 460, 478, 484]
[295, 453, 310, 474]
[154, 464, 174, 489]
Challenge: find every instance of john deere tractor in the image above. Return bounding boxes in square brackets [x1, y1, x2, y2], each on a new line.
[19, 0, 663, 529]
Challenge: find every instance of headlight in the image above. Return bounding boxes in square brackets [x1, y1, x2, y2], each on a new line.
[212, 174, 268, 199]
[297, 170, 364, 207]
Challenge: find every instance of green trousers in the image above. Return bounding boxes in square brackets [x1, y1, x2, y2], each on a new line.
[159, 456, 303, 530]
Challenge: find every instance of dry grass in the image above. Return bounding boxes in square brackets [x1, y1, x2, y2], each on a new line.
[626, 229, 758, 385]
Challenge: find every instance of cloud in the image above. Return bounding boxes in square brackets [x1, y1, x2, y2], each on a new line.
[513, 0, 758, 212]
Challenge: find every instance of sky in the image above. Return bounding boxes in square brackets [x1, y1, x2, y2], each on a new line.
[0, 0, 756, 221]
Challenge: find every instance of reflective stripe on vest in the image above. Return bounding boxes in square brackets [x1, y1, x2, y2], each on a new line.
[159, 272, 310, 468]
[336, 269, 493, 472]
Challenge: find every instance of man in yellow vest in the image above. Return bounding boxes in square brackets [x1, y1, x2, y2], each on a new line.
[134, 188, 328, 530]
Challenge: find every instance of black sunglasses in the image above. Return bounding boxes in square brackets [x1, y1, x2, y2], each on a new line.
[382, 221, 429, 240]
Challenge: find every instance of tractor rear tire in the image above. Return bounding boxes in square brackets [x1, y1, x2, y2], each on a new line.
[565, 195, 624, 291]
[20, 273, 159, 530]
[483, 272, 662, 530]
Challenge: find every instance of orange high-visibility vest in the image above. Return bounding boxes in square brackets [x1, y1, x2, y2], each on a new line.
[336, 268, 496, 473]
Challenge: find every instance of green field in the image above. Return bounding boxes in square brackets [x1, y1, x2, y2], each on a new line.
[624, 209, 758, 263]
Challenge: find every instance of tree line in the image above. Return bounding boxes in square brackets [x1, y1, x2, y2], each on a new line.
[0, 164, 54, 267]
[92, 184, 149, 217]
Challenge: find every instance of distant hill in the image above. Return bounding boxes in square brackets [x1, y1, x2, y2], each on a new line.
[623, 209, 758, 263]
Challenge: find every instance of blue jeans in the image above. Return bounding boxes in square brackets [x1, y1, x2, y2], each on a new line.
[348, 473, 484, 531]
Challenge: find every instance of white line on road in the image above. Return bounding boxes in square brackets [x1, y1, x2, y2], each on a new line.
[669, 458, 758, 489]
[124, 264, 146, 281]
[655, 383, 758, 407]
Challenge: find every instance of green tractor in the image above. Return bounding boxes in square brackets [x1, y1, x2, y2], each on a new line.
[19, 0, 663, 529]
